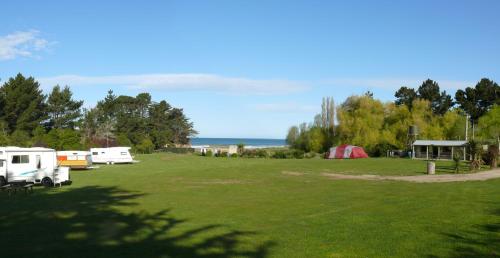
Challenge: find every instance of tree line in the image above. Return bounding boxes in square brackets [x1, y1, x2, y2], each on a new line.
[0, 73, 197, 152]
[287, 78, 500, 156]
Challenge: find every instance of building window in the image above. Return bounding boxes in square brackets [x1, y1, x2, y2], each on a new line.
[12, 155, 29, 164]
[92, 152, 98, 155]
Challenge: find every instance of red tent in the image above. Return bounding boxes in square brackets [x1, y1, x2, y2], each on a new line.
[326, 144, 369, 159]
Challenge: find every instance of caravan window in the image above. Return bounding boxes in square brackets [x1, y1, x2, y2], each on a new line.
[12, 155, 29, 164]
[92, 152, 98, 155]
[121, 152, 128, 155]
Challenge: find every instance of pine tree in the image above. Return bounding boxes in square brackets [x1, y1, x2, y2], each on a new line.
[0, 73, 47, 134]
[46, 85, 84, 129]
[395, 86, 417, 109]
[149, 100, 172, 148]
[455, 78, 500, 138]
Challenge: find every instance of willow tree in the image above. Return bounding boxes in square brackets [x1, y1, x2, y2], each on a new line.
[478, 105, 500, 144]
[336, 95, 385, 152]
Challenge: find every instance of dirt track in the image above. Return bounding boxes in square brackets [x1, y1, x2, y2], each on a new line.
[321, 168, 500, 183]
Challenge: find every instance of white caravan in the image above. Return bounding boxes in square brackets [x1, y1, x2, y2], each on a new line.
[90, 147, 134, 164]
[0, 147, 71, 187]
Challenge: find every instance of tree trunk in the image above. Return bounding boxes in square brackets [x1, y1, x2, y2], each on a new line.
[471, 120, 475, 140]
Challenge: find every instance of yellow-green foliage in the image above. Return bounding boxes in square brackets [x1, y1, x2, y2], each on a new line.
[337, 96, 385, 149]
[478, 105, 500, 141]
[337, 96, 467, 153]
[308, 127, 326, 153]
[383, 103, 412, 149]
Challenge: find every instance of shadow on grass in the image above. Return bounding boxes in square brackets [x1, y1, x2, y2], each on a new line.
[434, 161, 472, 174]
[0, 186, 274, 258]
[435, 165, 461, 173]
[428, 208, 499, 258]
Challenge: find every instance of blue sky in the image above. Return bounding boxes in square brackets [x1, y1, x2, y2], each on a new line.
[1, 0, 499, 138]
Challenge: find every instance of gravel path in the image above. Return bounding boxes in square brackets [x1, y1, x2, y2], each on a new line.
[321, 168, 500, 183]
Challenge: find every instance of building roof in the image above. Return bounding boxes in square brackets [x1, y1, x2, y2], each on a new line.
[413, 140, 467, 146]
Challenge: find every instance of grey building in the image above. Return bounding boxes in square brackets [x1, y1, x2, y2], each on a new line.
[412, 140, 467, 160]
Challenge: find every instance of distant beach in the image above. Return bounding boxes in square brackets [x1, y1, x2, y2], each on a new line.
[190, 138, 287, 149]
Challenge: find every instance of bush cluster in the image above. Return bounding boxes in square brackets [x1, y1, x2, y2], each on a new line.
[203, 148, 320, 160]
[215, 151, 228, 157]
[271, 149, 305, 159]
[241, 149, 269, 158]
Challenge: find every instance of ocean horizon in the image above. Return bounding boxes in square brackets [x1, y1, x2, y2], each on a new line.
[189, 137, 287, 148]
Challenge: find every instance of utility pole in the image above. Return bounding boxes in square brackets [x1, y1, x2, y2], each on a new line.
[465, 114, 469, 141]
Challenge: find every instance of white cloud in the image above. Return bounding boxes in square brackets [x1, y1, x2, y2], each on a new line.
[253, 102, 317, 113]
[321, 78, 474, 91]
[0, 30, 52, 60]
[38, 74, 309, 95]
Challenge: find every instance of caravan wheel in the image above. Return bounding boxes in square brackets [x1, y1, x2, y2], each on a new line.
[0, 177, 6, 187]
[41, 177, 54, 187]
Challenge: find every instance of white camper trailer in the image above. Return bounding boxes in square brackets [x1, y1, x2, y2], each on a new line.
[90, 147, 134, 164]
[0, 147, 71, 187]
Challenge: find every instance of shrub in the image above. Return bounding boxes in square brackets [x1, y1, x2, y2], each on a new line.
[241, 149, 269, 158]
[237, 143, 245, 155]
[206, 150, 213, 157]
[217, 151, 228, 157]
[230, 153, 238, 158]
[241, 149, 255, 158]
[116, 133, 133, 147]
[369, 142, 397, 157]
[135, 138, 154, 154]
[304, 152, 317, 159]
[272, 150, 287, 159]
[467, 140, 483, 171]
[485, 144, 499, 168]
[270, 149, 306, 159]
[255, 149, 269, 158]
[160, 147, 194, 154]
[290, 149, 305, 159]
[452, 151, 462, 173]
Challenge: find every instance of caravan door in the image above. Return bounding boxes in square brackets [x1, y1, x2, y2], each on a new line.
[0, 160, 6, 185]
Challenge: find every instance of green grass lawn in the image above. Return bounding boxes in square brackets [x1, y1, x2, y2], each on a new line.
[1, 153, 498, 257]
